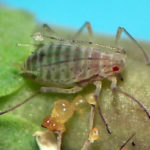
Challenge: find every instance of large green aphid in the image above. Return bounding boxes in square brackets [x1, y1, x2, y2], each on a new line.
[0, 23, 150, 150]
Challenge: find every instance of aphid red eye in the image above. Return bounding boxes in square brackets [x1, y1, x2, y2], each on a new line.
[112, 66, 120, 72]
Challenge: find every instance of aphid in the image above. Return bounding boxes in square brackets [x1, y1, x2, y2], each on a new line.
[0, 22, 150, 138]
[41, 95, 99, 150]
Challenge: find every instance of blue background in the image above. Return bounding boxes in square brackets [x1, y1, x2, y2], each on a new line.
[1, 0, 150, 40]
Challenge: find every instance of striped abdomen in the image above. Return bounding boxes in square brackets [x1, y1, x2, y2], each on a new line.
[23, 43, 110, 87]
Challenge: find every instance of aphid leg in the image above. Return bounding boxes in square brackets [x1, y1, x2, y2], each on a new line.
[71, 22, 93, 41]
[93, 81, 111, 134]
[120, 133, 136, 150]
[32, 24, 56, 41]
[115, 27, 150, 65]
[81, 101, 96, 150]
[108, 76, 117, 90]
[109, 77, 150, 119]
[89, 104, 95, 130]
[40, 86, 83, 94]
[116, 88, 150, 119]
[56, 131, 62, 150]
[0, 90, 40, 115]
[0, 86, 82, 115]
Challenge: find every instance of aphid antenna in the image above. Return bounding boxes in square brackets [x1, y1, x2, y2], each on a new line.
[120, 133, 136, 150]
[0, 90, 40, 115]
[17, 43, 33, 47]
[17, 43, 38, 48]
[41, 35, 126, 54]
[43, 27, 150, 65]
[114, 88, 150, 119]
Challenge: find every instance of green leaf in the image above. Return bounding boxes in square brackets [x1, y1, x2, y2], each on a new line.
[0, 7, 35, 96]
[0, 115, 39, 150]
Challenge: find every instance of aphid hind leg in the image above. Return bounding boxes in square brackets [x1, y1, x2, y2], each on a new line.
[71, 22, 93, 41]
[40, 86, 83, 94]
[93, 81, 111, 134]
[115, 27, 150, 65]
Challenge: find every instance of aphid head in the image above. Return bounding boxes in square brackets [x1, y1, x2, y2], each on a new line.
[102, 53, 126, 78]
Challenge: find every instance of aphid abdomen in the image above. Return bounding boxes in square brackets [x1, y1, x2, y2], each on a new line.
[23, 43, 103, 87]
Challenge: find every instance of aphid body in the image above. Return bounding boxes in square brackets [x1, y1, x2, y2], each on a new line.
[23, 42, 125, 88]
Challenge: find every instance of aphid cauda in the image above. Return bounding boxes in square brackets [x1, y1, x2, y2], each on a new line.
[0, 22, 150, 149]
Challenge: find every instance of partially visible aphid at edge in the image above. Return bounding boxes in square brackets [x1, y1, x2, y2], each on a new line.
[0, 22, 150, 149]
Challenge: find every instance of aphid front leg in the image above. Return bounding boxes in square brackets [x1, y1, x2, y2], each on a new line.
[108, 76, 117, 90]
[108, 76, 150, 119]
[93, 81, 111, 134]
[115, 27, 150, 65]
[71, 22, 93, 41]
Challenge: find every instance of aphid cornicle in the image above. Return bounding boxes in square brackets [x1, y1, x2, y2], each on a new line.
[0, 22, 150, 150]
